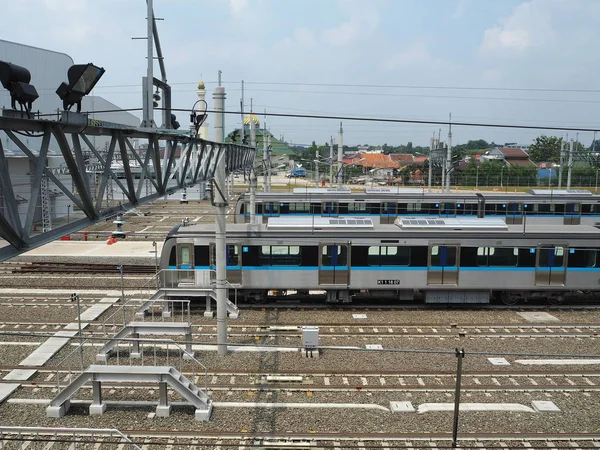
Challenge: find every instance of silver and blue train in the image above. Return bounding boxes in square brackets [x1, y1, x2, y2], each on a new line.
[160, 216, 600, 305]
[234, 188, 600, 226]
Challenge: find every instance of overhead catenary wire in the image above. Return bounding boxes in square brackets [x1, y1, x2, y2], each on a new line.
[77, 107, 600, 133]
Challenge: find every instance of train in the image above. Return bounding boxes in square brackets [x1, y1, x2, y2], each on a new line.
[234, 188, 600, 226]
[160, 216, 600, 305]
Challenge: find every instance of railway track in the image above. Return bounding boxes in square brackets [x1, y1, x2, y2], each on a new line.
[0, 261, 154, 275]
[2, 429, 599, 449]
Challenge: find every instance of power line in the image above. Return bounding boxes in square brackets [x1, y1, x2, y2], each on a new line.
[79, 107, 600, 133]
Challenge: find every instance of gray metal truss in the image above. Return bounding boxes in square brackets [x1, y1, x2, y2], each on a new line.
[0, 114, 256, 261]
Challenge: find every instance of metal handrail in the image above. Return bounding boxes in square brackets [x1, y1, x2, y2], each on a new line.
[0, 426, 141, 449]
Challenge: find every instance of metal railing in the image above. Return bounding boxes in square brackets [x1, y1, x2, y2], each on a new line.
[0, 426, 141, 449]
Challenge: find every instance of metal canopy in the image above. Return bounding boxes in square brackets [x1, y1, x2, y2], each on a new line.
[395, 217, 508, 230]
[0, 113, 256, 261]
[527, 189, 592, 196]
[267, 216, 374, 229]
[292, 187, 352, 194]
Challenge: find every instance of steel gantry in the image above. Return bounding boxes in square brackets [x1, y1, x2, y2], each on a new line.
[0, 113, 256, 261]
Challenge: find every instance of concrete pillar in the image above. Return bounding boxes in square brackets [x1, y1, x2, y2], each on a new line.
[567, 139, 574, 189]
[213, 80, 228, 356]
[130, 332, 141, 359]
[89, 380, 107, 415]
[156, 381, 171, 417]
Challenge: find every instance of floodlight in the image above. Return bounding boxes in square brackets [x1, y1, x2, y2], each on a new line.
[0, 61, 39, 114]
[56, 63, 105, 112]
[170, 114, 180, 130]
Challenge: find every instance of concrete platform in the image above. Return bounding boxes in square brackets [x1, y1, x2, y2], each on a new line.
[17, 241, 162, 260]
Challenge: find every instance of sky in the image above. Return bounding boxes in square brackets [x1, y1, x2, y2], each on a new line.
[2, 0, 600, 148]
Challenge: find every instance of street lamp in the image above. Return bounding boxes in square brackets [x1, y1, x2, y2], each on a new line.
[335, 158, 365, 187]
[475, 166, 479, 190]
[500, 165, 505, 188]
[67, 204, 71, 224]
[596, 168, 599, 192]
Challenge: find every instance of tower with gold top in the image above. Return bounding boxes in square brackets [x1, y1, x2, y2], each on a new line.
[195, 79, 209, 139]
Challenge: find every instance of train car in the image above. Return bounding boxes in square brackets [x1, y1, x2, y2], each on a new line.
[160, 216, 600, 305]
[234, 188, 600, 226]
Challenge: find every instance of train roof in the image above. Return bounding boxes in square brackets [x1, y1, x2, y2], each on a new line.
[171, 217, 600, 239]
[238, 190, 599, 202]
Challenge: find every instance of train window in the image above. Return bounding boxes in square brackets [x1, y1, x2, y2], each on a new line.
[290, 202, 310, 213]
[477, 247, 518, 266]
[538, 247, 564, 267]
[226, 246, 239, 265]
[321, 245, 347, 266]
[407, 203, 422, 213]
[260, 246, 301, 266]
[567, 249, 598, 267]
[537, 204, 555, 214]
[194, 245, 210, 266]
[367, 246, 410, 266]
[430, 246, 456, 266]
[349, 203, 368, 212]
[180, 247, 191, 266]
[264, 202, 279, 215]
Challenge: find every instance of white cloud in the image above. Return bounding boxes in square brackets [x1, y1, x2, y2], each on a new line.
[228, 0, 249, 19]
[322, 1, 380, 46]
[452, 0, 469, 19]
[383, 42, 437, 70]
[479, 0, 555, 54]
[294, 28, 317, 46]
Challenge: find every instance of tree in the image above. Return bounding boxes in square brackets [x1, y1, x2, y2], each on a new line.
[406, 141, 413, 151]
[527, 136, 563, 163]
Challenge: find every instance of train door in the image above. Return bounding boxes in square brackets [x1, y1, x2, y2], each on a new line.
[535, 246, 566, 286]
[380, 202, 398, 224]
[564, 203, 581, 225]
[427, 245, 459, 285]
[318, 244, 349, 285]
[176, 242, 194, 283]
[261, 202, 280, 223]
[321, 201, 339, 217]
[439, 202, 456, 217]
[210, 243, 242, 284]
[506, 202, 523, 224]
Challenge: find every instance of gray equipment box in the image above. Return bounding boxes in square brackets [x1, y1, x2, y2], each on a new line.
[302, 326, 319, 349]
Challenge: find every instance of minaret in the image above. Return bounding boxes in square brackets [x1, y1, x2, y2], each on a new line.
[196, 80, 209, 139]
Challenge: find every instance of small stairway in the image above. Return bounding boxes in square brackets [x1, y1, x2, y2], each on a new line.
[46, 365, 212, 421]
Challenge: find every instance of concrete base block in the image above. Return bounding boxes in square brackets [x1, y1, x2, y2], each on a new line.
[183, 352, 196, 360]
[130, 352, 142, 359]
[89, 402, 107, 415]
[96, 353, 108, 363]
[162, 311, 172, 319]
[46, 400, 70, 418]
[228, 312, 239, 319]
[301, 349, 319, 359]
[155, 404, 171, 417]
[195, 404, 213, 421]
[203, 311, 214, 318]
[134, 312, 146, 320]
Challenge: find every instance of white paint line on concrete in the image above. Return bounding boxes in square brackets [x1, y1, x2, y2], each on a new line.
[488, 358, 510, 366]
[390, 401, 415, 413]
[516, 359, 600, 365]
[531, 400, 561, 412]
[517, 312, 559, 323]
[417, 403, 535, 413]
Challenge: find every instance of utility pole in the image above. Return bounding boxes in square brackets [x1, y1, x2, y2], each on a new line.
[213, 71, 228, 356]
[266, 131, 272, 192]
[337, 122, 344, 188]
[329, 137, 334, 187]
[263, 116, 268, 192]
[567, 138, 574, 189]
[558, 139, 565, 189]
[446, 113, 452, 193]
[142, 0, 155, 128]
[428, 134, 434, 192]
[249, 98, 257, 224]
[240, 80, 245, 144]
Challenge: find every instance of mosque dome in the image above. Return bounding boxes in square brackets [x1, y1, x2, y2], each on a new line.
[197, 80, 205, 90]
[243, 113, 260, 126]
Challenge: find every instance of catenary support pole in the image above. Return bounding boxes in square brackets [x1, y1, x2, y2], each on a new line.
[213, 75, 228, 356]
[337, 122, 344, 188]
[558, 139, 565, 189]
[263, 118, 268, 192]
[567, 139, 574, 189]
[446, 113, 452, 192]
[451, 348, 465, 448]
[329, 137, 334, 187]
[249, 107, 257, 224]
[142, 0, 154, 128]
[428, 135, 434, 192]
